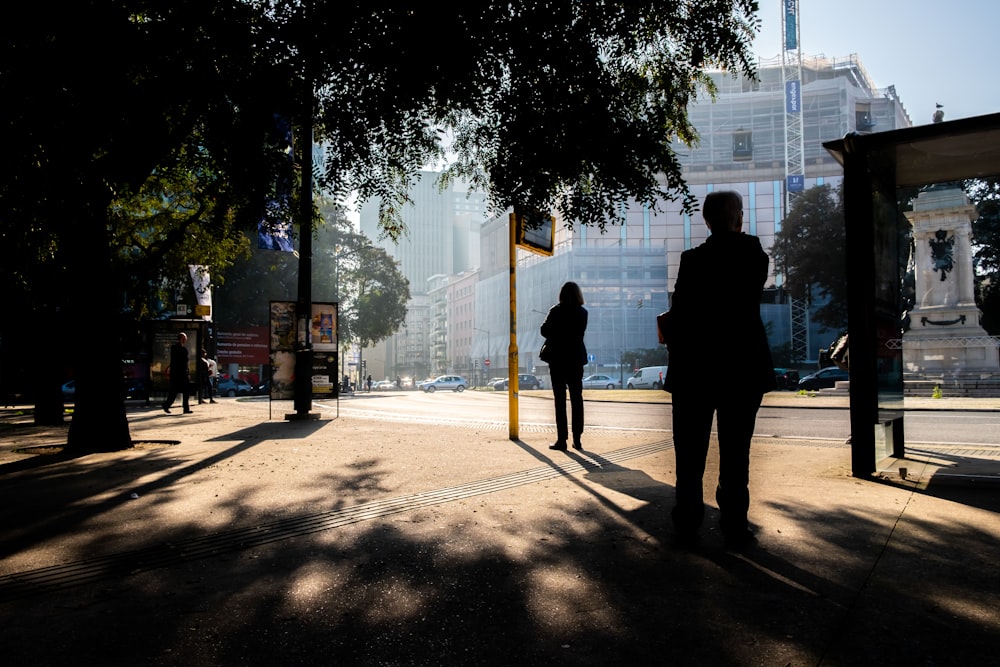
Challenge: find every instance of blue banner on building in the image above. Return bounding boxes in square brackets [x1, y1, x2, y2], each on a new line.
[787, 175, 805, 192]
[258, 114, 295, 252]
[785, 80, 800, 114]
[784, 0, 797, 51]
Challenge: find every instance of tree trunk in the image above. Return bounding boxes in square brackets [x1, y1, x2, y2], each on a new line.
[64, 210, 132, 454]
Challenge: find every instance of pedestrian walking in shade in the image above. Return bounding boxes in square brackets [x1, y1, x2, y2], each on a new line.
[163, 332, 194, 414]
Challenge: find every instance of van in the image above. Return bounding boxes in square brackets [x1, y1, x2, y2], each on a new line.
[626, 365, 668, 390]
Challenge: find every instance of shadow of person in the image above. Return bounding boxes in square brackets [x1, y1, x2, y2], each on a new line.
[579, 450, 668, 503]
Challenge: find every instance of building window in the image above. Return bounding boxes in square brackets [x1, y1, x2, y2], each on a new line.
[733, 131, 752, 161]
[856, 105, 876, 131]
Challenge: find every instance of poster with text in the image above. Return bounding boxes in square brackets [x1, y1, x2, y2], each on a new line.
[311, 351, 338, 398]
[311, 302, 338, 352]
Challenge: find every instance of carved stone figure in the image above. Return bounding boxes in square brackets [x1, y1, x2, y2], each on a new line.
[928, 229, 955, 281]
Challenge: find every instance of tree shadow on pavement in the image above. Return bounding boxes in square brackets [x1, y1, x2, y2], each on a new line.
[0, 418, 336, 565]
[2, 435, 998, 665]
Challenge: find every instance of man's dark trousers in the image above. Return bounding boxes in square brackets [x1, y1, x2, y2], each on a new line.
[671, 390, 762, 538]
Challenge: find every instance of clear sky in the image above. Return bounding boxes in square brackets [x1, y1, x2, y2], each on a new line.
[753, 0, 1000, 125]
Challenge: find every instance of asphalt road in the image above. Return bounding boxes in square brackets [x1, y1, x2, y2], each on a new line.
[323, 389, 1000, 446]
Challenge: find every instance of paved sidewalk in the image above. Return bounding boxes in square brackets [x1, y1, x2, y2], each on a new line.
[1, 396, 998, 665]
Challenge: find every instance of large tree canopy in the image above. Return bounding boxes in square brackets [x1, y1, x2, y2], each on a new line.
[308, 1, 761, 236]
[770, 184, 849, 330]
[1, 0, 759, 451]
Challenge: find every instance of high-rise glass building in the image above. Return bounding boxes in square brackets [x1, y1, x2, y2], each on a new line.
[363, 54, 913, 381]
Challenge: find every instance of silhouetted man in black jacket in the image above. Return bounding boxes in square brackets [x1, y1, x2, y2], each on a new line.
[664, 191, 775, 548]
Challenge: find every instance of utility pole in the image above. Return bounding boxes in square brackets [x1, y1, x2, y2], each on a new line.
[288, 53, 318, 421]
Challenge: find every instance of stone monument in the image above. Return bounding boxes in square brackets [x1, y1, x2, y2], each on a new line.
[902, 186, 999, 384]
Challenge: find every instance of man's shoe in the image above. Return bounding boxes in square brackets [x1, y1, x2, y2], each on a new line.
[183, 409, 193, 414]
[548, 442, 567, 451]
[210, 399, 217, 404]
[162, 405, 170, 414]
[572, 441, 583, 450]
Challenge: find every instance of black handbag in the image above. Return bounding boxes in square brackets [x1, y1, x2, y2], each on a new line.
[539, 342, 552, 363]
[656, 311, 671, 345]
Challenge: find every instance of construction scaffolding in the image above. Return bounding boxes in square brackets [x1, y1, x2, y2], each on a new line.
[782, 0, 810, 362]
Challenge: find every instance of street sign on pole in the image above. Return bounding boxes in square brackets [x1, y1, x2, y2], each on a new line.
[484, 359, 491, 367]
[513, 212, 555, 257]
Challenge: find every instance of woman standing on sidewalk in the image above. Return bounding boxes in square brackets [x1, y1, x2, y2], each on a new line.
[540, 282, 588, 451]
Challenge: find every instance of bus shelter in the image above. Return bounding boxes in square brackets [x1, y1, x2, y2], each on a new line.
[824, 113, 1000, 477]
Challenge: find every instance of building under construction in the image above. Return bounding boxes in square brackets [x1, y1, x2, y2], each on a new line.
[469, 52, 914, 381]
[364, 51, 913, 382]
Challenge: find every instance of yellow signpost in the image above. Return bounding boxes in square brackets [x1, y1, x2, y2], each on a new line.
[508, 212, 557, 440]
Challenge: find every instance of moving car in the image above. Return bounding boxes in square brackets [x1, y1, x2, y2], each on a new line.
[373, 380, 396, 391]
[217, 377, 254, 397]
[797, 367, 849, 391]
[418, 375, 469, 393]
[582, 374, 621, 390]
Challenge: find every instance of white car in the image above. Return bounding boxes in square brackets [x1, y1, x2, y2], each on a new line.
[417, 375, 469, 393]
[582, 374, 621, 390]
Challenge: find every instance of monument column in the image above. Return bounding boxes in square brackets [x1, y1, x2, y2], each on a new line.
[903, 186, 999, 378]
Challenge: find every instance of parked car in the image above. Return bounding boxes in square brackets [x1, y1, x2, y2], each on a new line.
[123, 377, 150, 401]
[797, 367, 849, 391]
[773, 368, 801, 390]
[490, 374, 542, 391]
[62, 378, 150, 402]
[418, 375, 469, 393]
[582, 374, 621, 390]
[217, 377, 254, 397]
[254, 380, 270, 396]
[626, 366, 668, 390]
[518, 374, 542, 390]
